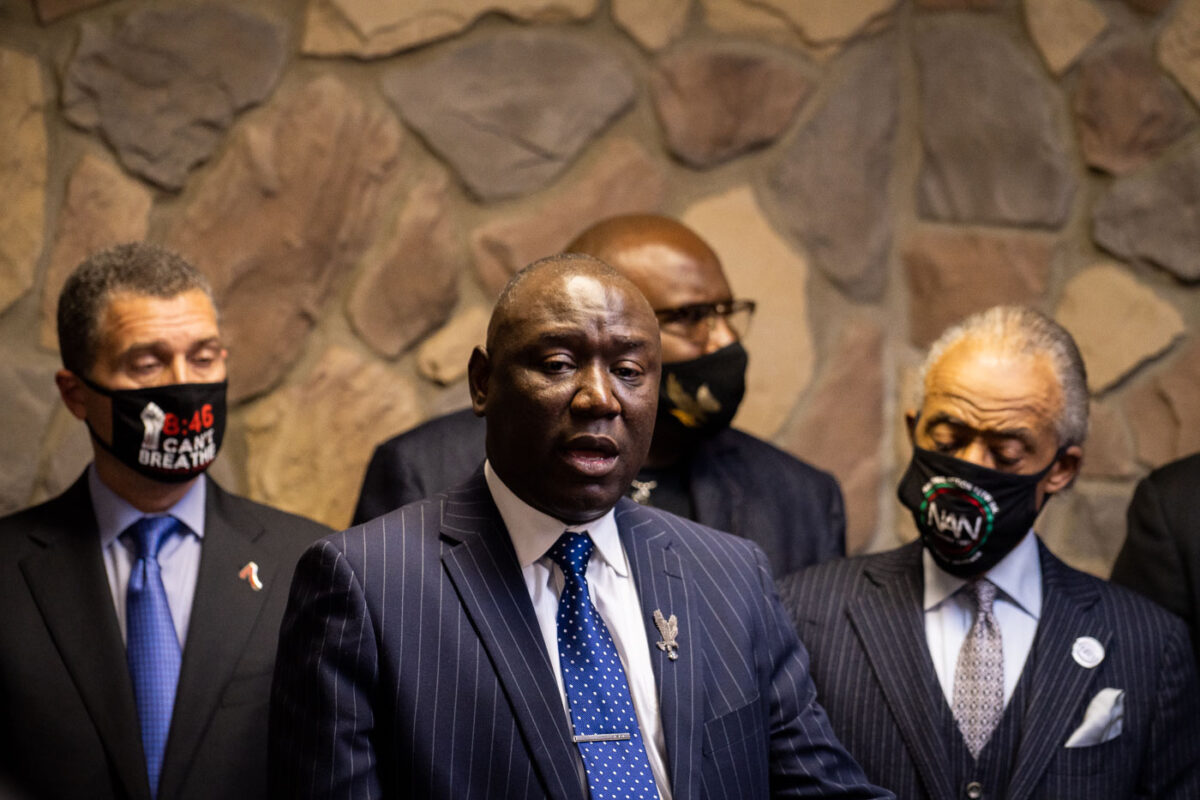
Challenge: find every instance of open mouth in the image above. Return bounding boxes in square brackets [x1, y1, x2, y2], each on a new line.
[562, 435, 619, 477]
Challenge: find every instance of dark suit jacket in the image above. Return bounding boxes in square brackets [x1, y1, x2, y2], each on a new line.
[352, 409, 845, 575]
[778, 540, 1200, 800]
[270, 474, 891, 800]
[1111, 452, 1200, 667]
[0, 472, 329, 800]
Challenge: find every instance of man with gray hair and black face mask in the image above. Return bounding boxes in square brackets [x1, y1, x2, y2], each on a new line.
[0, 242, 328, 800]
[779, 305, 1200, 799]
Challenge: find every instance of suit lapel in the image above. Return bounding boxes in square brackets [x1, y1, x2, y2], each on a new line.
[846, 543, 957, 800]
[18, 475, 150, 800]
[439, 478, 585, 800]
[1006, 544, 1107, 800]
[158, 479, 275, 800]
[617, 501, 701, 800]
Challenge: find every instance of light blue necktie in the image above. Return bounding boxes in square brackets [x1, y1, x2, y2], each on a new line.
[125, 515, 183, 800]
[547, 530, 659, 800]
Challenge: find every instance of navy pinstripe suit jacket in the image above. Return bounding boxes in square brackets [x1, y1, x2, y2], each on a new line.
[779, 540, 1200, 800]
[269, 474, 891, 800]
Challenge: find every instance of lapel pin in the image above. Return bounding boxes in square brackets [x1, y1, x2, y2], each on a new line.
[653, 609, 679, 661]
[630, 479, 657, 505]
[238, 561, 263, 591]
[1071, 636, 1104, 669]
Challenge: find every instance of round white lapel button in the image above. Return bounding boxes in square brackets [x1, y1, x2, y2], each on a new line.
[1072, 636, 1104, 669]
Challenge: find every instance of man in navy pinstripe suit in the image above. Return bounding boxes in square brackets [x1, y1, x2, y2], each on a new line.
[269, 254, 891, 799]
[780, 306, 1200, 799]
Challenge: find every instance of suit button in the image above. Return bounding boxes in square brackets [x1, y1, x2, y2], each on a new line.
[965, 781, 984, 799]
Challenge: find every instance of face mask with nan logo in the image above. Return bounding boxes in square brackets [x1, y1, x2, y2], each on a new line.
[896, 445, 1060, 578]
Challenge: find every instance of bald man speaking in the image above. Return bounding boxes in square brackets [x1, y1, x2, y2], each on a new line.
[353, 215, 844, 575]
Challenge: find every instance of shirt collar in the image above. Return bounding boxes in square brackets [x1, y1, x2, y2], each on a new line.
[89, 463, 207, 548]
[484, 460, 626, 576]
[923, 529, 1042, 620]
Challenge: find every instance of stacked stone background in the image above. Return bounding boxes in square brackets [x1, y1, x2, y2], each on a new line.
[2, 0, 1199, 578]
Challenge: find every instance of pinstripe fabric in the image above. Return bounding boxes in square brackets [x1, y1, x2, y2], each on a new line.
[352, 410, 846, 579]
[778, 539, 1200, 800]
[270, 473, 892, 800]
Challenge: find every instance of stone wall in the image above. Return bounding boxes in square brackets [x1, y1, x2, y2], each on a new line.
[2, 0, 1198, 576]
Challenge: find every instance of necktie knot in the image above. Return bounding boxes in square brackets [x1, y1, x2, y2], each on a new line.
[126, 516, 182, 562]
[967, 578, 998, 617]
[547, 529, 594, 579]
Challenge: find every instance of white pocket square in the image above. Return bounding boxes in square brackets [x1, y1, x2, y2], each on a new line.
[1064, 687, 1124, 748]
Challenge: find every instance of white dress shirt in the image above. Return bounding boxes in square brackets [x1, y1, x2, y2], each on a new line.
[485, 462, 671, 800]
[91, 464, 206, 647]
[924, 530, 1043, 706]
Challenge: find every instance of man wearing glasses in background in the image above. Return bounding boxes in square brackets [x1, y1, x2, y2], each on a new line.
[353, 214, 844, 575]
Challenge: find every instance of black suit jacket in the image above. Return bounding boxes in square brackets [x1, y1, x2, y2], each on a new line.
[271, 473, 891, 800]
[0, 471, 329, 800]
[1111, 452, 1200, 667]
[352, 409, 845, 575]
[778, 540, 1200, 799]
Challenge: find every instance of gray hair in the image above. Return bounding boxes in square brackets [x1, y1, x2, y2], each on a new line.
[919, 306, 1089, 447]
[57, 242, 215, 377]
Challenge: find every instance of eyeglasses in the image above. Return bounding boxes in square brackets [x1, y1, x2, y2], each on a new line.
[653, 299, 756, 345]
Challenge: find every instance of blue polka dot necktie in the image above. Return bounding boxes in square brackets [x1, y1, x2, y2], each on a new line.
[125, 515, 184, 799]
[546, 530, 659, 800]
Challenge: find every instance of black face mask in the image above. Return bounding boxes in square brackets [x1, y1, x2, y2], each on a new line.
[81, 376, 227, 484]
[656, 341, 748, 444]
[897, 445, 1061, 578]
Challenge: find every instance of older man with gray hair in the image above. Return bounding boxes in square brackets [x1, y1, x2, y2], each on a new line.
[779, 306, 1199, 799]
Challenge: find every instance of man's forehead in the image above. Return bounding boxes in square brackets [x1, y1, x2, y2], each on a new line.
[99, 289, 221, 342]
[922, 339, 1062, 422]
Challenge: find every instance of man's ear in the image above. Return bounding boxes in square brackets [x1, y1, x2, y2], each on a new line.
[1042, 444, 1083, 495]
[55, 369, 89, 421]
[904, 409, 918, 444]
[467, 346, 490, 417]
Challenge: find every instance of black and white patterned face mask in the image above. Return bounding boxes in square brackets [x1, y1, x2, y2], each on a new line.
[81, 375, 227, 483]
[897, 445, 1060, 578]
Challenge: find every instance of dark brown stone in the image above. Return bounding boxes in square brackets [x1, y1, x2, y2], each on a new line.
[1125, 0, 1170, 14]
[916, 0, 1001, 8]
[243, 347, 423, 528]
[0, 48, 47, 317]
[381, 29, 635, 201]
[301, 0, 597, 59]
[650, 43, 813, 168]
[766, 33, 898, 300]
[40, 154, 152, 349]
[62, 5, 287, 190]
[0, 363, 59, 514]
[1093, 141, 1200, 281]
[34, 0, 106, 23]
[1074, 41, 1194, 175]
[1081, 401, 1137, 480]
[915, 18, 1077, 227]
[1038, 486, 1132, 578]
[1125, 339, 1200, 467]
[347, 173, 463, 358]
[167, 76, 409, 402]
[903, 228, 1052, 348]
[471, 138, 666, 295]
[778, 320, 884, 555]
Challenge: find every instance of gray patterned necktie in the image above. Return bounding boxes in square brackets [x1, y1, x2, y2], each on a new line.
[952, 578, 1004, 759]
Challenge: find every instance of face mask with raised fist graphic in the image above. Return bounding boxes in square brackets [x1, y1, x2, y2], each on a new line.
[81, 376, 227, 483]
